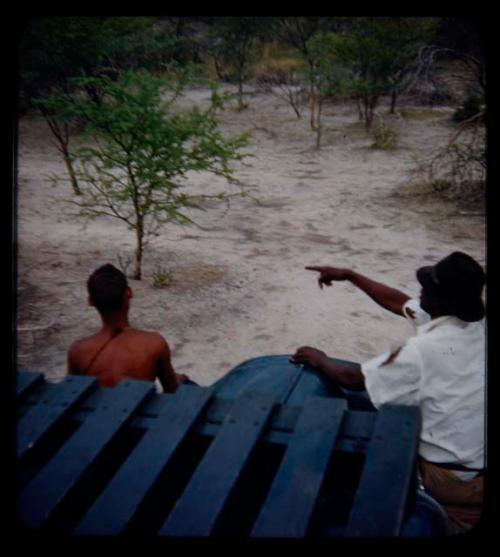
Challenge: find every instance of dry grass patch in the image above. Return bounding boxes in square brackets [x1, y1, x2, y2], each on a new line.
[399, 108, 449, 121]
[168, 264, 227, 293]
[341, 120, 370, 141]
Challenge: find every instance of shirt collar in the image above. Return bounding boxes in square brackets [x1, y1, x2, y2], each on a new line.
[417, 315, 456, 334]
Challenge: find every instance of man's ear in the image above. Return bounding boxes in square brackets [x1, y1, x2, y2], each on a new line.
[126, 287, 133, 301]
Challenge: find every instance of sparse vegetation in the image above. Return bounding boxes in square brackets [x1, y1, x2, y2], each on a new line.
[205, 17, 270, 110]
[399, 108, 443, 120]
[410, 117, 485, 207]
[152, 266, 172, 288]
[371, 114, 399, 150]
[256, 67, 308, 119]
[60, 70, 250, 280]
[17, 17, 486, 383]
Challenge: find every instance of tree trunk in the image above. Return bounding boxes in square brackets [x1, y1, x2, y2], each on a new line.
[62, 147, 81, 195]
[390, 90, 398, 114]
[357, 98, 364, 121]
[315, 98, 324, 150]
[365, 108, 375, 129]
[365, 96, 377, 129]
[213, 55, 225, 80]
[362, 96, 370, 129]
[133, 222, 144, 280]
[309, 84, 316, 130]
[237, 78, 244, 110]
[44, 113, 81, 195]
[290, 95, 301, 119]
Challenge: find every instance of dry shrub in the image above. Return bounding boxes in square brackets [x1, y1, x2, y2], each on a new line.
[252, 41, 303, 77]
[410, 116, 485, 207]
[399, 108, 444, 121]
[371, 115, 398, 150]
[256, 66, 308, 119]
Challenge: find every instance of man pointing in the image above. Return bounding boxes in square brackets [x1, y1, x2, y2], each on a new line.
[291, 252, 486, 533]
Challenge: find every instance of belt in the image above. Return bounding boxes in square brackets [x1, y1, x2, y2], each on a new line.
[423, 458, 485, 476]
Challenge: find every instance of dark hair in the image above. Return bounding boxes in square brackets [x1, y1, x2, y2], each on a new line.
[87, 264, 128, 313]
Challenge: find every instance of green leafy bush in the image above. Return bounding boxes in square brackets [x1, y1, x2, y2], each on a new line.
[152, 267, 172, 288]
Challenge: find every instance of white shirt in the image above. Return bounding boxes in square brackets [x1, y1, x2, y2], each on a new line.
[361, 299, 485, 477]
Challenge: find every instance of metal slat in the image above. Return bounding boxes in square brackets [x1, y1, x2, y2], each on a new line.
[17, 375, 97, 459]
[16, 371, 45, 399]
[159, 392, 275, 537]
[251, 397, 347, 538]
[74, 385, 214, 536]
[17, 380, 154, 530]
[344, 405, 421, 538]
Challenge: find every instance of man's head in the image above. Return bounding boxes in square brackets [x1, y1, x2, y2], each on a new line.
[87, 264, 131, 314]
[416, 252, 485, 321]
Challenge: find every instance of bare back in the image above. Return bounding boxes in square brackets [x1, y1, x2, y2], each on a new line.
[67, 327, 177, 392]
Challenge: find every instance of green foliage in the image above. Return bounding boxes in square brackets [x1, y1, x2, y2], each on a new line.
[60, 70, 250, 279]
[306, 32, 350, 97]
[152, 266, 172, 288]
[33, 87, 77, 121]
[301, 32, 351, 146]
[333, 17, 436, 126]
[275, 17, 339, 67]
[206, 17, 270, 106]
[19, 17, 174, 103]
[453, 92, 484, 122]
[335, 17, 436, 88]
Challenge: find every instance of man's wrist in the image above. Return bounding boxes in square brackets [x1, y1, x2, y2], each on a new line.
[344, 268, 355, 282]
[317, 354, 330, 372]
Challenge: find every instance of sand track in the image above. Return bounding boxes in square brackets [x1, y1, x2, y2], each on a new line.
[16, 86, 485, 384]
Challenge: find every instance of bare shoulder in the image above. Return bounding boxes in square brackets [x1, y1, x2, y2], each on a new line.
[132, 329, 169, 350]
[68, 334, 97, 356]
[67, 334, 100, 373]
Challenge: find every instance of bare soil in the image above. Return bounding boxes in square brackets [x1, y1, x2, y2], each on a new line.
[16, 86, 486, 385]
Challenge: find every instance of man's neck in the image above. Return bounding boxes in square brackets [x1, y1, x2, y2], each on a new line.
[100, 310, 130, 332]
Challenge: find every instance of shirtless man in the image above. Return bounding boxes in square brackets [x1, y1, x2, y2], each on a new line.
[67, 263, 190, 393]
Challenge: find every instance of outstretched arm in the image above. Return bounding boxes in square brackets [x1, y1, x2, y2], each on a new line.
[306, 266, 410, 316]
[157, 340, 190, 393]
[290, 346, 365, 391]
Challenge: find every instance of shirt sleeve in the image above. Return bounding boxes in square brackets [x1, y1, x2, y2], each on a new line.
[402, 298, 431, 329]
[360, 341, 422, 409]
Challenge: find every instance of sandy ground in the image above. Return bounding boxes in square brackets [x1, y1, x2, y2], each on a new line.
[16, 85, 486, 385]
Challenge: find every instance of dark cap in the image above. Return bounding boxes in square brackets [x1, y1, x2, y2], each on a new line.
[416, 252, 485, 322]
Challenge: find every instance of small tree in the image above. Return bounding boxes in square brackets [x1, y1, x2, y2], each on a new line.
[19, 17, 176, 195]
[274, 17, 340, 130]
[256, 67, 308, 119]
[335, 17, 435, 128]
[385, 18, 437, 113]
[65, 70, 250, 280]
[410, 112, 485, 205]
[208, 17, 267, 110]
[306, 32, 349, 149]
[34, 88, 82, 195]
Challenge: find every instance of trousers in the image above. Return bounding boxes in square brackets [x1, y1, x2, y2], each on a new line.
[418, 458, 484, 534]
